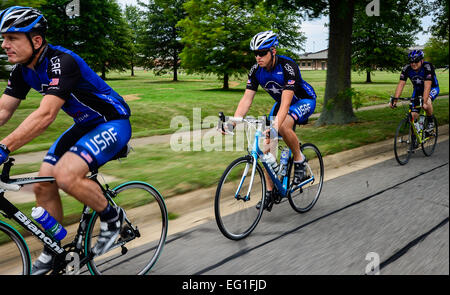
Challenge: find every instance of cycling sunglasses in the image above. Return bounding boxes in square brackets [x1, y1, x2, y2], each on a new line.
[254, 50, 270, 57]
[409, 57, 423, 63]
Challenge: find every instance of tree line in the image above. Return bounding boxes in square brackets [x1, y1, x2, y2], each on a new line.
[1, 0, 448, 125]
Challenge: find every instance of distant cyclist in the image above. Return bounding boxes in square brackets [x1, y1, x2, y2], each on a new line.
[228, 30, 316, 212]
[390, 49, 439, 129]
[0, 6, 131, 274]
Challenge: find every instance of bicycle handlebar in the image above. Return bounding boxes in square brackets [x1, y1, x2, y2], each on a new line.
[0, 158, 20, 192]
[390, 96, 423, 108]
[218, 112, 269, 135]
[0, 181, 20, 192]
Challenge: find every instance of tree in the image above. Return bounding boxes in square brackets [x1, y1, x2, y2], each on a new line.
[316, 0, 357, 125]
[424, 36, 449, 68]
[138, 0, 185, 81]
[425, 0, 449, 68]
[178, 0, 305, 89]
[428, 0, 449, 42]
[269, 0, 359, 125]
[351, 0, 423, 83]
[40, 0, 133, 79]
[124, 4, 142, 76]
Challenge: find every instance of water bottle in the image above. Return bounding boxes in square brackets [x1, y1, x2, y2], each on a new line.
[263, 153, 279, 175]
[279, 148, 290, 177]
[31, 207, 67, 241]
[418, 116, 425, 130]
[414, 120, 420, 132]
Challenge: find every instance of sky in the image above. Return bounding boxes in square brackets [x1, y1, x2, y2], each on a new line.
[117, 0, 432, 53]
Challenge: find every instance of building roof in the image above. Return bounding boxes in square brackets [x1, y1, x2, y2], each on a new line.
[298, 44, 425, 61]
[408, 45, 425, 51]
[299, 49, 328, 60]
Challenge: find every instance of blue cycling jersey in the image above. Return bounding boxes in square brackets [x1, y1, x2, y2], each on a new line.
[246, 55, 316, 103]
[400, 61, 439, 98]
[4, 44, 130, 126]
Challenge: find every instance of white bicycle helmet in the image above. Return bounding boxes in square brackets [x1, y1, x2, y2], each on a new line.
[250, 30, 279, 51]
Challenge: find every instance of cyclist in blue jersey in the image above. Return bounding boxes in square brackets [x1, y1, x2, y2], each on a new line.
[0, 7, 131, 274]
[230, 31, 316, 212]
[390, 49, 440, 129]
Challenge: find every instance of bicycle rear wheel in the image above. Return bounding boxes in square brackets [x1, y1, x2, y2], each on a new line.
[394, 118, 413, 165]
[215, 156, 266, 240]
[0, 221, 31, 275]
[287, 143, 324, 213]
[422, 115, 438, 156]
[85, 182, 168, 275]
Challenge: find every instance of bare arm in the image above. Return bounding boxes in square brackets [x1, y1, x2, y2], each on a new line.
[0, 95, 65, 152]
[0, 94, 22, 126]
[390, 80, 406, 108]
[423, 80, 432, 103]
[234, 89, 256, 118]
[272, 90, 294, 130]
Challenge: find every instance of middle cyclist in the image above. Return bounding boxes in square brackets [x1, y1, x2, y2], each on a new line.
[230, 30, 317, 212]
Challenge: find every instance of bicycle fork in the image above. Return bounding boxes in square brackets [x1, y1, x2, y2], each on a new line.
[234, 156, 258, 202]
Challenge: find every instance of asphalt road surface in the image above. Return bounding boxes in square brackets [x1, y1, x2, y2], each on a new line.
[147, 140, 449, 275]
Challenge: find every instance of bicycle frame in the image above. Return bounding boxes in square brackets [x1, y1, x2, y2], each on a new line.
[398, 96, 434, 145]
[240, 129, 315, 200]
[0, 159, 111, 274]
[408, 107, 429, 144]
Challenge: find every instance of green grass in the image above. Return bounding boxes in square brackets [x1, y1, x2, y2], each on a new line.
[0, 69, 448, 244]
[5, 97, 448, 210]
[1, 69, 448, 154]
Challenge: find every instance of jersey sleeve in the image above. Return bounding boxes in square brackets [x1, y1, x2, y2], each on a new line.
[44, 53, 81, 100]
[423, 62, 435, 81]
[281, 59, 300, 91]
[399, 65, 409, 81]
[246, 64, 259, 91]
[3, 65, 31, 100]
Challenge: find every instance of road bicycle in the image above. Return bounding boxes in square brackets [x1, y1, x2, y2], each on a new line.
[215, 113, 324, 240]
[0, 152, 168, 275]
[391, 96, 438, 165]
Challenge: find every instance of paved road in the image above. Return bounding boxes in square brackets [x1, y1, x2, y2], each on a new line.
[142, 140, 448, 275]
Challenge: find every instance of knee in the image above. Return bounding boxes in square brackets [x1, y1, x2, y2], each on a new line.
[279, 123, 294, 137]
[33, 181, 54, 198]
[53, 165, 75, 192]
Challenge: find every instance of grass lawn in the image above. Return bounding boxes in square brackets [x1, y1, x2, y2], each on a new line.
[0, 69, 448, 241]
[3, 97, 448, 235]
[0, 69, 448, 154]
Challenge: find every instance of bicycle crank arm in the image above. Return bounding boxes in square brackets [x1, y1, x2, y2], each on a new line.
[290, 176, 314, 193]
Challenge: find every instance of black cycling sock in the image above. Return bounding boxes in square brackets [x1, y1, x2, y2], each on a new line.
[98, 203, 118, 223]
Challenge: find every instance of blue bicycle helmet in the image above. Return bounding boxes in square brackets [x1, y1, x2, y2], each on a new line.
[408, 49, 424, 63]
[0, 6, 47, 34]
[0, 6, 47, 66]
[250, 31, 279, 51]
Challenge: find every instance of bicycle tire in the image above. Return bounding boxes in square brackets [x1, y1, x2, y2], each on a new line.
[0, 221, 31, 275]
[394, 118, 413, 165]
[215, 155, 266, 240]
[85, 182, 168, 275]
[287, 143, 324, 213]
[421, 115, 438, 156]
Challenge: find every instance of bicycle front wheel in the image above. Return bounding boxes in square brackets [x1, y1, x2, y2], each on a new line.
[0, 221, 31, 275]
[287, 143, 324, 213]
[394, 118, 413, 165]
[85, 182, 168, 275]
[422, 115, 438, 156]
[215, 156, 266, 240]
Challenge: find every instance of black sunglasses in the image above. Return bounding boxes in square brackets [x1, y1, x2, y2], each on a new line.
[254, 50, 270, 57]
